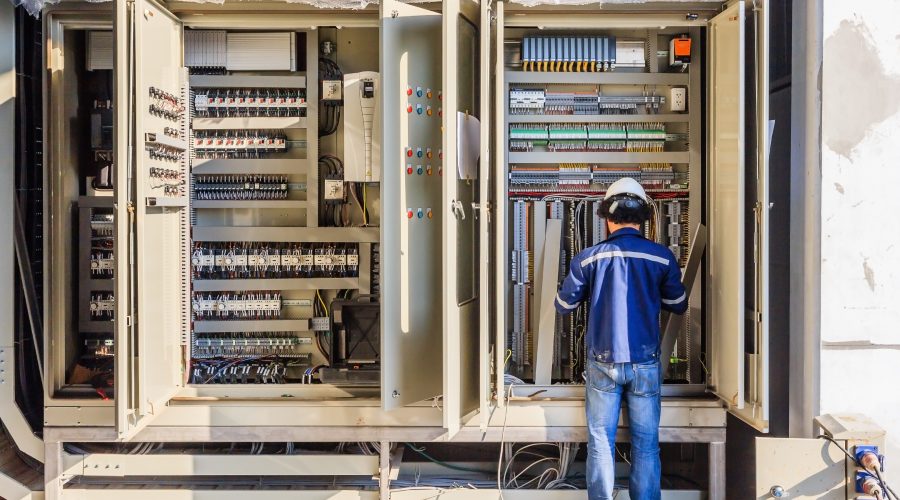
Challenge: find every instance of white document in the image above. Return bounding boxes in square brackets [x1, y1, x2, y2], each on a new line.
[456, 112, 480, 180]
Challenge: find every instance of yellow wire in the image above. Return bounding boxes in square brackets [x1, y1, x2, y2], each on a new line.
[362, 183, 368, 226]
[316, 290, 329, 317]
[504, 349, 512, 367]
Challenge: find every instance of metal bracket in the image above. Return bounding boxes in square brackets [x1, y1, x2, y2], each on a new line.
[471, 201, 491, 222]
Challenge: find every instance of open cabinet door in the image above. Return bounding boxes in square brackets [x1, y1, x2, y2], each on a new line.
[476, 0, 494, 432]
[708, 2, 747, 413]
[113, 0, 135, 439]
[442, 0, 481, 436]
[115, 0, 188, 438]
[380, 0, 445, 411]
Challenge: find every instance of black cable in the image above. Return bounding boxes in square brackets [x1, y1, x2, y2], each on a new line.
[816, 434, 857, 464]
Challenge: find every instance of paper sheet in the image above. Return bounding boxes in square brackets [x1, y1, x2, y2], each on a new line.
[456, 112, 480, 180]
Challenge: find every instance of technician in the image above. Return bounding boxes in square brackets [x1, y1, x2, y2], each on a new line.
[555, 177, 688, 500]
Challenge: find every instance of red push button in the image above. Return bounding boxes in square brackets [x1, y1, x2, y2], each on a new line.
[406, 148, 413, 158]
[407, 209, 414, 219]
[406, 165, 413, 175]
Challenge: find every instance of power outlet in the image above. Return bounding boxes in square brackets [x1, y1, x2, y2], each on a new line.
[670, 87, 687, 112]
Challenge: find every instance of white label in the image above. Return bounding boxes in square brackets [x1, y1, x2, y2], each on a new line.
[194, 94, 209, 112]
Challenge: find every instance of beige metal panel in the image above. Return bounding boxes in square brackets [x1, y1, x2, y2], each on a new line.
[707, 1, 746, 410]
[62, 453, 379, 477]
[0, 470, 37, 500]
[191, 158, 310, 175]
[534, 219, 561, 385]
[482, 402, 727, 429]
[177, 12, 380, 29]
[141, 404, 445, 428]
[477, 0, 493, 432]
[60, 491, 379, 500]
[305, 28, 320, 227]
[192, 116, 308, 130]
[755, 438, 845, 500]
[443, 0, 482, 437]
[442, 0, 460, 434]
[192, 277, 358, 291]
[501, 13, 712, 29]
[127, 0, 188, 438]
[47, 424, 447, 443]
[189, 74, 307, 88]
[493, 0, 507, 408]
[44, 406, 115, 427]
[112, 0, 133, 439]
[452, 425, 726, 444]
[380, 0, 444, 410]
[751, 0, 770, 430]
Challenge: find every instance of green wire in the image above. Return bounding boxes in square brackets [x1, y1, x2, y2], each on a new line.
[404, 444, 493, 474]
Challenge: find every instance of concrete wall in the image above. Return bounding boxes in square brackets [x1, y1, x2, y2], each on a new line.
[821, 0, 900, 482]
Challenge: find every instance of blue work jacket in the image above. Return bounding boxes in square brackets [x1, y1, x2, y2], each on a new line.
[555, 227, 687, 363]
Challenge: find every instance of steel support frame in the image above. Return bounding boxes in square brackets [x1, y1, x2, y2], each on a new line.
[43, 422, 726, 500]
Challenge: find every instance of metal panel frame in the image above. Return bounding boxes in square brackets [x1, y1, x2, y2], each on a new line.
[707, 1, 746, 410]
[379, 0, 444, 411]
[42, 14, 118, 414]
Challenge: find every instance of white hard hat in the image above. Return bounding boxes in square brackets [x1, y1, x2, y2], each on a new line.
[605, 177, 647, 202]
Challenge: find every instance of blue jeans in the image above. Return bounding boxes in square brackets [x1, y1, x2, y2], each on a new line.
[585, 358, 662, 500]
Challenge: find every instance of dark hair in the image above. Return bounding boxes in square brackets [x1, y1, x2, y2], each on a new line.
[599, 194, 650, 224]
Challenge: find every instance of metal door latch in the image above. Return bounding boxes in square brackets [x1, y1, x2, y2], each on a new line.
[451, 200, 466, 220]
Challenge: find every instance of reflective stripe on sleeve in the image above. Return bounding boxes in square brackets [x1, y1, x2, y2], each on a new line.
[662, 292, 686, 305]
[556, 294, 579, 310]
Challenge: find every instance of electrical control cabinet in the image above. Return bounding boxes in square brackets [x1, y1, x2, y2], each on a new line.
[38, 0, 771, 451]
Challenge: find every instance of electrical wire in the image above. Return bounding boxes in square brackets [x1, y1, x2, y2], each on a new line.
[405, 444, 494, 474]
[816, 434, 857, 463]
